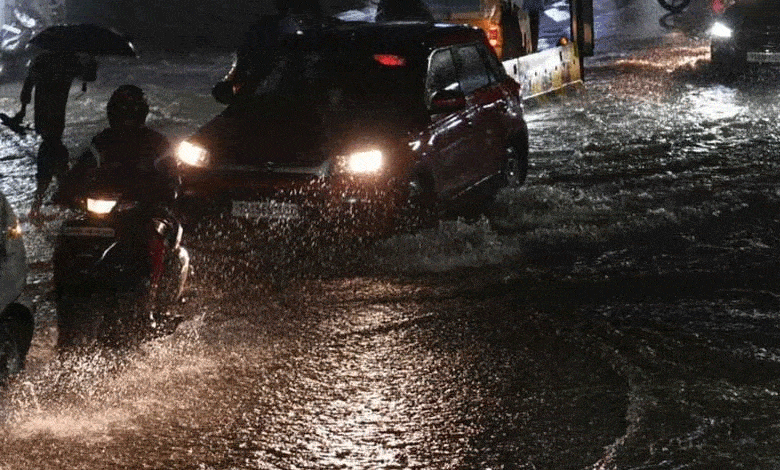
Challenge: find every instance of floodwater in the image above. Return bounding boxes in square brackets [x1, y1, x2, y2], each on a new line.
[5, 4, 780, 470]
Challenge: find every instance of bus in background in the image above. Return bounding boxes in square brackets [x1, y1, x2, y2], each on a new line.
[426, 0, 532, 59]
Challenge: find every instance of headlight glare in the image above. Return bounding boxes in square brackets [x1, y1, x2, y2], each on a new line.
[7, 219, 22, 240]
[343, 149, 384, 174]
[710, 22, 733, 39]
[177, 141, 210, 168]
[87, 198, 118, 215]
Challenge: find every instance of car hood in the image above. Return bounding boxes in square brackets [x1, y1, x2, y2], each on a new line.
[191, 101, 329, 167]
[189, 95, 421, 168]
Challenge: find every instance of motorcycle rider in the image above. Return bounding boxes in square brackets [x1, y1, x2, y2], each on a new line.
[56, 85, 176, 289]
[59, 85, 174, 196]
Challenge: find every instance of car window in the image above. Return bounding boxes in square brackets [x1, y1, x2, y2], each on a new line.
[478, 43, 506, 83]
[426, 48, 460, 104]
[454, 44, 491, 95]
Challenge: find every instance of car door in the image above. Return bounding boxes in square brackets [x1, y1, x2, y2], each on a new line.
[422, 46, 475, 199]
[451, 42, 508, 191]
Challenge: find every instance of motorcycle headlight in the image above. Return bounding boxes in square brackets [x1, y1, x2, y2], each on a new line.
[339, 149, 384, 175]
[710, 22, 733, 39]
[86, 198, 118, 215]
[177, 141, 210, 168]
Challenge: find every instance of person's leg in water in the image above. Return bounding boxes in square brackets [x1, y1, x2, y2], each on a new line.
[30, 135, 68, 218]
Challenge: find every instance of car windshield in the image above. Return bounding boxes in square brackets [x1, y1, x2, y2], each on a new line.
[225, 49, 430, 143]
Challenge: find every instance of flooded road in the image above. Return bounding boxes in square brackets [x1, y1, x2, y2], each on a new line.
[5, 1, 780, 468]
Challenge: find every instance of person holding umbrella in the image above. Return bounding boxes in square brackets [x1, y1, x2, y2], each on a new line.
[12, 50, 97, 218]
[5, 23, 136, 219]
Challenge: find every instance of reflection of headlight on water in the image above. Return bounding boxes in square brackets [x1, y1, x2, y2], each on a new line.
[177, 141, 210, 168]
[87, 198, 118, 215]
[710, 22, 733, 39]
[342, 149, 384, 174]
[688, 85, 744, 122]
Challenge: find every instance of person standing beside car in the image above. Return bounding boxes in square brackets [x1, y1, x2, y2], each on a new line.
[10, 50, 97, 218]
[522, 0, 544, 52]
[212, 0, 324, 104]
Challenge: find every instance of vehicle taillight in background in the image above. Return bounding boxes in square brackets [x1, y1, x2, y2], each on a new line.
[487, 25, 500, 48]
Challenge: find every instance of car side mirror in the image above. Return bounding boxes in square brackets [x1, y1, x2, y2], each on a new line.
[428, 89, 467, 114]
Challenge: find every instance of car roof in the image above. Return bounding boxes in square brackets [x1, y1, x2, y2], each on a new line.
[321, 20, 490, 59]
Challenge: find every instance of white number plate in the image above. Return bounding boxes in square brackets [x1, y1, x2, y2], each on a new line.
[231, 200, 301, 220]
[747, 52, 780, 64]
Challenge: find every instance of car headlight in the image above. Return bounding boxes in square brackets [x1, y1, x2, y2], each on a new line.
[710, 22, 733, 39]
[340, 149, 384, 175]
[86, 198, 118, 215]
[177, 141, 210, 168]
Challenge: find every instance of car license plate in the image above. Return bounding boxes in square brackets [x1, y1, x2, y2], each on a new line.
[231, 200, 301, 220]
[747, 51, 780, 63]
[62, 226, 116, 237]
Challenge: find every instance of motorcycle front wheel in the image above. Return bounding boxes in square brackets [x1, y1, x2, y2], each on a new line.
[0, 321, 21, 384]
[657, 0, 691, 13]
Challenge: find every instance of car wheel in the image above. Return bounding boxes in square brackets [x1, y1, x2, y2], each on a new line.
[503, 139, 528, 189]
[397, 170, 437, 232]
[0, 321, 22, 384]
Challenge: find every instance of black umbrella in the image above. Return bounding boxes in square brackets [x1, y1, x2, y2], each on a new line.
[28, 24, 137, 57]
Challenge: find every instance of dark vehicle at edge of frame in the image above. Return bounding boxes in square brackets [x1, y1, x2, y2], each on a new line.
[174, 21, 529, 238]
[710, 0, 780, 69]
[53, 167, 189, 349]
[0, 190, 34, 385]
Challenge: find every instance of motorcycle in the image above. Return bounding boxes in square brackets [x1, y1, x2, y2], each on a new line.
[0, 8, 40, 81]
[658, 0, 691, 13]
[53, 166, 190, 349]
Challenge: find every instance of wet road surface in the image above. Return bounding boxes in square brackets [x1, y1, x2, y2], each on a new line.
[5, 1, 780, 468]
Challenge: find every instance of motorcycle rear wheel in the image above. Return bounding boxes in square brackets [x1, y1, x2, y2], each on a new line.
[0, 321, 21, 384]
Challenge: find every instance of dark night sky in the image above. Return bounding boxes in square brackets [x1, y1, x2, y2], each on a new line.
[65, 0, 369, 51]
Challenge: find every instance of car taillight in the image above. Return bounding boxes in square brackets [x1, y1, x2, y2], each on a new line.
[373, 54, 406, 67]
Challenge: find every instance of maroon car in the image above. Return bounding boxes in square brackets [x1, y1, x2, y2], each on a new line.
[175, 21, 528, 237]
